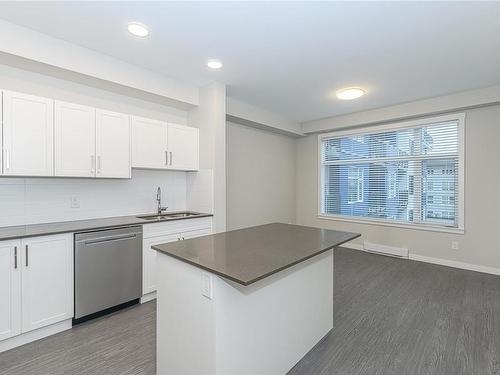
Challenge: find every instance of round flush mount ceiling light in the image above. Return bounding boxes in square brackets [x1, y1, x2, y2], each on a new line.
[207, 59, 223, 70]
[336, 87, 365, 100]
[127, 22, 149, 37]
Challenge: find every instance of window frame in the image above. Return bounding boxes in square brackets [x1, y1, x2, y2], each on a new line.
[317, 113, 465, 234]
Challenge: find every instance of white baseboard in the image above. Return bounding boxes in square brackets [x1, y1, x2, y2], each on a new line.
[363, 241, 408, 258]
[408, 254, 500, 276]
[342, 242, 500, 277]
[0, 319, 72, 353]
[341, 241, 408, 258]
[341, 242, 364, 251]
[140, 291, 157, 304]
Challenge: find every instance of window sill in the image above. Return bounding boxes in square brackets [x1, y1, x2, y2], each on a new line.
[317, 214, 465, 235]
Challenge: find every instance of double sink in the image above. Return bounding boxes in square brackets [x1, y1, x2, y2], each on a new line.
[136, 212, 202, 221]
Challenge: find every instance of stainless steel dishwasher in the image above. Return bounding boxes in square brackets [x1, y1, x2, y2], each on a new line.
[74, 226, 143, 324]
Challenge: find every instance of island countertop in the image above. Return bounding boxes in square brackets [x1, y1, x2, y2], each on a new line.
[152, 222, 360, 286]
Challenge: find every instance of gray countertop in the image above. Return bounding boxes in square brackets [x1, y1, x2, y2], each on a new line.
[0, 212, 213, 241]
[152, 223, 360, 286]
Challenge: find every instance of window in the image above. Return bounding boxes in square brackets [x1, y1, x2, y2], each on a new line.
[388, 171, 396, 199]
[319, 114, 464, 231]
[348, 167, 364, 203]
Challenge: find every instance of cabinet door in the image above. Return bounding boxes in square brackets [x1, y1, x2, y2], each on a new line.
[143, 234, 179, 295]
[55, 101, 96, 177]
[131, 116, 168, 169]
[2, 90, 54, 176]
[180, 228, 212, 240]
[96, 110, 131, 178]
[167, 123, 199, 171]
[0, 240, 21, 341]
[21, 234, 73, 332]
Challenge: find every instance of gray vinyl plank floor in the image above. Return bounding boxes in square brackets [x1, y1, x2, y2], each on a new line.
[1, 248, 500, 375]
[0, 300, 155, 375]
[289, 248, 500, 375]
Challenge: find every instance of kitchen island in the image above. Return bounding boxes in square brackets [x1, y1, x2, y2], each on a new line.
[152, 223, 360, 374]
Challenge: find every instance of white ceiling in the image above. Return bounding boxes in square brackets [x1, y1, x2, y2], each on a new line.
[1, 1, 499, 123]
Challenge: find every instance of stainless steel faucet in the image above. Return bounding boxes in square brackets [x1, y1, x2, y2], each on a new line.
[156, 187, 168, 215]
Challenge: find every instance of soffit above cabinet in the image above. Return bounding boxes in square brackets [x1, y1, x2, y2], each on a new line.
[0, 20, 199, 109]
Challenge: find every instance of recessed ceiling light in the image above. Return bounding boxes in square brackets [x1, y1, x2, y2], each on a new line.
[336, 87, 365, 100]
[127, 22, 149, 37]
[207, 59, 223, 70]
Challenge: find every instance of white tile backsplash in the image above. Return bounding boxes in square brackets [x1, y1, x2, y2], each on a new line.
[187, 169, 214, 214]
[0, 169, 188, 227]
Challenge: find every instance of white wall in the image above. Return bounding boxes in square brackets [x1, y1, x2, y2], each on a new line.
[0, 63, 193, 227]
[296, 104, 500, 270]
[188, 82, 226, 233]
[226, 122, 296, 230]
[226, 97, 303, 137]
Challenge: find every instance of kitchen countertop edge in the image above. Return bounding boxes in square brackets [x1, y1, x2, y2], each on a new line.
[0, 212, 214, 241]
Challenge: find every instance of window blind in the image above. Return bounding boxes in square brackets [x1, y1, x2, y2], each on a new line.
[320, 120, 461, 228]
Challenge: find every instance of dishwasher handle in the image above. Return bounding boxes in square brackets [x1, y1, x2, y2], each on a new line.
[82, 233, 138, 246]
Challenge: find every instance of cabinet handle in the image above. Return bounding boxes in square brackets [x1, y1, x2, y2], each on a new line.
[165, 151, 168, 166]
[91, 155, 95, 173]
[97, 156, 101, 173]
[5, 149, 10, 170]
[14, 246, 17, 269]
[25, 245, 28, 267]
[170, 152, 173, 166]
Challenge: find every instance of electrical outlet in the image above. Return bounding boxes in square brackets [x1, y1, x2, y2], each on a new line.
[71, 196, 80, 208]
[451, 241, 459, 251]
[201, 272, 213, 299]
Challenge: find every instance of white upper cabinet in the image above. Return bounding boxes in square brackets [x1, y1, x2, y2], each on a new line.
[55, 101, 96, 177]
[96, 110, 131, 178]
[131, 116, 199, 171]
[0, 240, 21, 341]
[20, 234, 73, 333]
[54, 104, 130, 179]
[131, 116, 168, 169]
[167, 124, 199, 171]
[0, 90, 199, 177]
[2, 90, 54, 176]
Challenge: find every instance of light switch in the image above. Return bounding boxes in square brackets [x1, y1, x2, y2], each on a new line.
[71, 196, 80, 208]
[201, 272, 213, 299]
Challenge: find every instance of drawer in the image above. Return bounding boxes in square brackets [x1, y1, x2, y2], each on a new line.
[143, 217, 212, 238]
[179, 228, 213, 240]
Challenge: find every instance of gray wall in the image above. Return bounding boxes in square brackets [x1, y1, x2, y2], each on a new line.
[296, 104, 500, 269]
[226, 122, 296, 230]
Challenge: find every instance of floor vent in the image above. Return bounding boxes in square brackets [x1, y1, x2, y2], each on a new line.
[363, 241, 409, 259]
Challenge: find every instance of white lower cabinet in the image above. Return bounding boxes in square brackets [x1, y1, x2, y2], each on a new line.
[0, 240, 21, 341]
[21, 234, 74, 332]
[143, 234, 179, 295]
[0, 234, 73, 345]
[142, 218, 212, 297]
